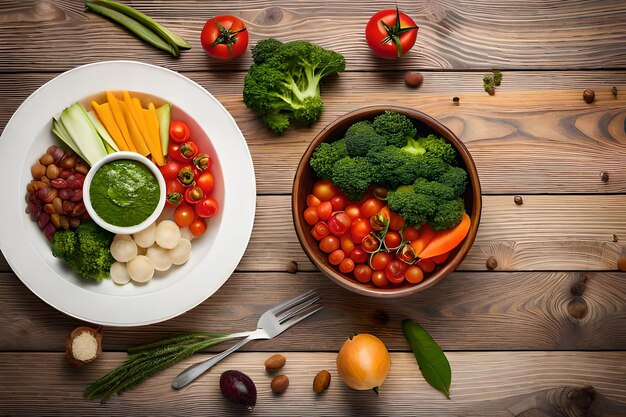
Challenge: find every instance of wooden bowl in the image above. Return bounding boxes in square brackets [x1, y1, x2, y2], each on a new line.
[292, 105, 482, 298]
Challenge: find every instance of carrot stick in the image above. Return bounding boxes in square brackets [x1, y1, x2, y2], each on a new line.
[410, 224, 436, 256]
[145, 103, 165, 166]
[91, 101, 128, 151]
[119, 101, 150, 156]
[106, 91, 137, 152]
[418, 213, 471, 259]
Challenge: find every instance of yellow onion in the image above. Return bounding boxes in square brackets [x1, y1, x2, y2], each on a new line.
[336, 333, 391, 393]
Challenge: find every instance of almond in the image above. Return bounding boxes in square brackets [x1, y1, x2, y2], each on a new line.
[313, 370, 331, 393]
[271, 375, 289, 394]
[264, 353, 286, 371]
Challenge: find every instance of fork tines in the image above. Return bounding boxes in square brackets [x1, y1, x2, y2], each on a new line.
[273, 290, 322, 325]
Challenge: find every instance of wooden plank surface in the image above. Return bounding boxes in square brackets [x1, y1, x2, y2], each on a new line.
[1, 270, 624, 352]
[1, 352, 625, 416]
[1, 1, 626, 72]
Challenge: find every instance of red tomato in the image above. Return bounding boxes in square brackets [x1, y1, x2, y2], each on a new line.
[303, 206, 319, 226]
[362, 234, 380, 253]
[339, 258, 355, 274]
[312, 179, 338, 202]
[403, 226, 420, 241]
[328, 212, 351, 236]
[431, 251, 451, 265]
[184, 186, 204, 205]
[328, 249, 345, 265]
[350, 218, 373, 243]
[174, 204, 195, 228]
[179, 141, 199, 160]
[168, 143, 187, 163]
[166, 179, 184, 206]
[370, 251, 392, 271]
[418, 258, 436, 273]
[196, 172, 215, 194]
[200, 15, 249, 60]
[330, 194, 348, 212]
[404, 265, 424, 284]
[195, 198, 218, 218]
[307, 194, 321, 207]
[354, 264, 373, 283]
[319, 235, 340, 253]
[383, 231, 402, 250]
[340, 235, 355, 256]
[385, 259, 407, 284]
[311, 221, 330, 241]
[169, 120, 190, 143]
[316, 201, 333, 221]
[371, 270, 389, 287]
[160, 160, 182, 180]
[361, 197, 385, 219]
[350, 247, 368, 264]
[365, 7, 419, 59]
[345, 204, 361, 220]
[389, 212, 405, 231]
[189, 218, 207, 237]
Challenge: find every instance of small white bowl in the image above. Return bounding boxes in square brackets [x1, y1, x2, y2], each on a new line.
[82, 152, 166, 235]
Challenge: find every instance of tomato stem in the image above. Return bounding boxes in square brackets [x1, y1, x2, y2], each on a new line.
[378, 6, 419, 57]
[211, 18, 247, 56]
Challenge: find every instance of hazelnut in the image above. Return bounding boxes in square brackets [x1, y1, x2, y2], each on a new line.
[583, 89, 595, 104]
[404, 72, 424, 88]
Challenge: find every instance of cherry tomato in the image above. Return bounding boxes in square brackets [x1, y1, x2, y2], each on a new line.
[328, 212, 351, 236]
[345, 204, 361, 220]
[168, 143, 187, 163]
[179, 141, 199, 160]
[319, 235, 340, 253]
[354, 264, 373, 283]
[371, 270, 389, 287]
[432, 251, 451, 265]
[184, 186, 204, 205]
[404, 265, 424, 284]
[403, 226, 420, 241]
[350, 247, 369, 264]
[385, 259, 407, 284]
[304, 206, 319, 226]
[312, 179, 338, 202]
[328, 249, 345, 266]
[169, 120, 190, 143]
[362, 234, 381, 253]
[350, 218, 373, 243]
[316, 201, 333, 221]
[389, 212, 405, 231]
[339, 258, 355, 274]
[418, 258, 436, 273]
[160, 160, 182, 180]
[361, 197, 385, 219]
[196, 172, 215, 194]
[365, 7, 419, 59]
[371, 251, 392, 271]
[193, 153, 211, 171]
[384, 231, 402, 250]
[177, 165, 196, 186]
[195, 197, 218, 218]
[340, 235, 355, 256]
[330, 194, 348, 212]
[307, 194, 321, 207]
[311, 221, 329, 241]
[200, 15, 249, 60]
[174, 204, 195, 228]
[166, 179, 184, 206]
[189, 218, 207, 237]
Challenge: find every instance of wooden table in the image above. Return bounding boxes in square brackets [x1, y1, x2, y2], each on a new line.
[1, 1, 625, 415]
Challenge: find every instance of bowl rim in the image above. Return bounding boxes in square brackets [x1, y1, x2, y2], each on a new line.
[82, 151, 167, 235]
[292, 105, 482, 298]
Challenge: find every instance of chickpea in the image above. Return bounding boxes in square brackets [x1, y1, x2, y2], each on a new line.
[31, 162, 46, 179]
[39, 153, 54, 166]
[46, 164, 60, 180]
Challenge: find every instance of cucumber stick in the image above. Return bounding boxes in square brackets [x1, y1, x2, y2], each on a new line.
[58, 103, 108, 166]
[156, 103, 172, 156]
[92, 0, 191, 50]
[85, 2, 178, 57]
[87, 110, 119, 153]
[51, 118, 88, 162]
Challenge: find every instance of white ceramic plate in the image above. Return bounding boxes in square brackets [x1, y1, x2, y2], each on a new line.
[0, 61, 256, 326]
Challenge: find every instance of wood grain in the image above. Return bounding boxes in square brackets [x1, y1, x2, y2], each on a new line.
[1, 270, 624, 351]
[1, 351, 624, 416]
[1, 0, 626, 71]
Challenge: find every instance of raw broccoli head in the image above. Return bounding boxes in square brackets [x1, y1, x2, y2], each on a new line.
[438, 166, 468, 197]
[429, 198, 466, 230]
[413, 177, 457, 200]
[416, 134, 458, 165]
[366, 145, 415, 189]
[309, 139, 348, 179]
[51, 229, 78, 259]
[331, 156, 376, 201]
[372, 111, 417, 148]
[344, 121, 387, 157]
[386, 188, 437, 227]
[243, 39, 346, 134]
[412, 154, 450, 181]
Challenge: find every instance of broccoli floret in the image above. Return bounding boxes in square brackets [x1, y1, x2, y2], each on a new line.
[251, 38, 283, 65]
[366, 145, 414, 188]
[331, 156, 376, 201]
[401, 137, 427, 156]
[413, 177, 457, 200]
[344, 121, 387, 157]
[52, 221, 114, 282]
[429, 198, 466, 230]
[310, 139, 348, 179]
[416, 134, 457, 165]
[372, 111, 417, 148]
[413, 154, 450, 181]
[438, 166, 468, 197]
[387, 188, 437, 227]
[243, 40, 346, 134]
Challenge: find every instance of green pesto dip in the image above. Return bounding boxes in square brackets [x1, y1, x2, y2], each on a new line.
[90, 160, 160, 227]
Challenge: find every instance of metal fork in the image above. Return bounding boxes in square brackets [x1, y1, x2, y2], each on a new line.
[172, 289, 322, 389]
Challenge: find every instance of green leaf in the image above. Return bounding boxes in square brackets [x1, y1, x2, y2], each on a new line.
[402, 319, 451, 399]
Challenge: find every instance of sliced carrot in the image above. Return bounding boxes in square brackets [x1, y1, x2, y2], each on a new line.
[144, 103, 165, 166]
[124, 92, 152, 143]
[91, 101, 128, 151]
[418, 213, 471, 259]
[410, 224, 436, 256]
[106, 91, 137, 152]
[119, 100, 150, 156]
[431, 251, 451, 265]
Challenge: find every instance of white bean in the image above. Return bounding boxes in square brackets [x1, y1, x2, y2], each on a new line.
[147, 246, 173, 271]
[133, 222, 157, 248]
[110, 261, 130, 285]
[155, 220, 181, 249]
[110, 235, 138, 263]
[170, 238, 192, 265]
[127, 255, 154, 283]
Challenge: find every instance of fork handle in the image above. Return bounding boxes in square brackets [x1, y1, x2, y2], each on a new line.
[172, 331, 263, 389]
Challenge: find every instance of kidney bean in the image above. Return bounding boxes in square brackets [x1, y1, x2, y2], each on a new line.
[37, 187, 57, 204]
[43, 223, 56, 241]
[59, 169, 72, 179]
[38, 212, 50, 228]
[70, 189, 83, 202]
[44, 203, 56, 214]
[69, 217, 81, 228]
[67, 178, 83, 190]
[59, 155, 76, 169]
[75, 163, 89, 175]
[51, 178, 67, 189]
[71, 202, 86, 216]
[52, 147, 65, 163]
[58, 188, 73, 200]
[62, 200, 74, 214]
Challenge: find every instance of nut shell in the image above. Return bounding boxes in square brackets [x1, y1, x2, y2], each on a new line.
[65, 326, 102, 366]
